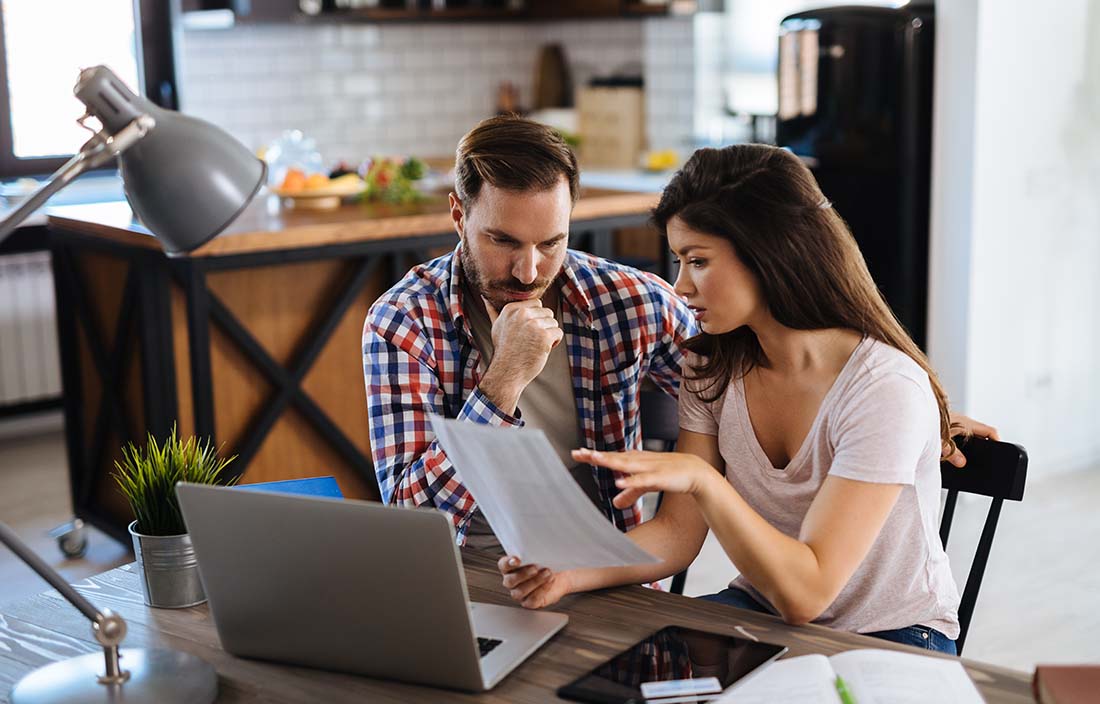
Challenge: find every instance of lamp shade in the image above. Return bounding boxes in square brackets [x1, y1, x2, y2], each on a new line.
[74, 66, 265, 255]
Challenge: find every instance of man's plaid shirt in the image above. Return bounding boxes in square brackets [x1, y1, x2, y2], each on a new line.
[362, 246, 696, 544]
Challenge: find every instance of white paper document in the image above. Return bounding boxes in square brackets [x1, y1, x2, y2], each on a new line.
[429, 415, 660, 572]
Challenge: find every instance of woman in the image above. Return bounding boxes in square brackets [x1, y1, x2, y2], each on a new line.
[498, 144, 997, 655]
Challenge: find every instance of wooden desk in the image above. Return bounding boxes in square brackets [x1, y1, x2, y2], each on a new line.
[43, 190, 661, 544]
[0, 551, 1032, 703]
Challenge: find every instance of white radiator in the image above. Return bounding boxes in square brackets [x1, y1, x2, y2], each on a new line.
[0, 252, 62, 405]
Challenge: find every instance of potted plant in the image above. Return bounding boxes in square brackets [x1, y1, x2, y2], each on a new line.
[113, 427, 237, 608]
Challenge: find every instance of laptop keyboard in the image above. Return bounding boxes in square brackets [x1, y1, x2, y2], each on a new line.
[477, 637, 503, 657]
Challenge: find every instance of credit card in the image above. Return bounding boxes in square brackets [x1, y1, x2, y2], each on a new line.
[640, 677, 723, 700]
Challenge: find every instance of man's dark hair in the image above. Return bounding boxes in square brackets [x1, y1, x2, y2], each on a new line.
[454, 115, 580, 208]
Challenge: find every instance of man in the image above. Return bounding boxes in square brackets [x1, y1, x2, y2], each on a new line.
[362, 115, 695, 549]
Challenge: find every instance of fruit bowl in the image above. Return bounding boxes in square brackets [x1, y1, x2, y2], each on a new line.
[271, 175, 364, 210]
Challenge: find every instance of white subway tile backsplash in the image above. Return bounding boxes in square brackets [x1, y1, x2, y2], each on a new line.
[419, 74, 443, 95]
[312, 101, 351, 122]
[340, 24, 381, 47]
[242, 26, 287, 51]
[485, 47, 512, 67]
[440, 46, 467, 65]
[179, 15, 694, 161]
[379, 25, 413, 48]
[466, 25, 494, 44]
[485, 23, 514, 45]
[363, 100, 384, 121]
[343, 74, 381, 96]
[577, 22, 601, 42]
[406, 49, 438, 70]
[539, 25, 562, 43]
[318, 50, 357, 72]
[275, 51, 317, 73]
[365, 51, 399, 70]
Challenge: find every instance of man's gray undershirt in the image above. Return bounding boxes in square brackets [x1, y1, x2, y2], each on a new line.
[461, 282, 602, 553]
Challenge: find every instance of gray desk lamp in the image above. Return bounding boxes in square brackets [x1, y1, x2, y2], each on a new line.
[0, 64, 266, 253]
[0, 65, 265, 703]
[0, 523, 216, 704]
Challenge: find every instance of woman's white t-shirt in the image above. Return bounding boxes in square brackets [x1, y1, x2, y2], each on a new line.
[679, 337, 961, 637]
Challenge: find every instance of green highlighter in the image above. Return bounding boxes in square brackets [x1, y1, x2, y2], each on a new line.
[835, 675, 857, 704]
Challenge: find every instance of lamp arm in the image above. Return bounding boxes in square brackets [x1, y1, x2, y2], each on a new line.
[0, 520, 103, 622]
[0, 523, 130, 682]
[0, 519, 133, 685]
[0, 113, 155, 244]
[0, 149, 94, 244]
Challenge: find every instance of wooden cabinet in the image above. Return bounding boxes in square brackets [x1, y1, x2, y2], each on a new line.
[44, 188, 661, 543]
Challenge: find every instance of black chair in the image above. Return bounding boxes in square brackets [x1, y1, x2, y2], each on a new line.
[938, 436, 1028, 655]
[639, 389, 689, 595]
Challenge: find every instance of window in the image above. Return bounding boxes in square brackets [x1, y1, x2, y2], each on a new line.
[0, 0, 176, 178]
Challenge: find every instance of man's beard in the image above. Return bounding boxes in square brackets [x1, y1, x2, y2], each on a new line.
[460, 244, 555, 312]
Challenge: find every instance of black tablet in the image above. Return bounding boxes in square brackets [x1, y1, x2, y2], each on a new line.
[558, 626, 787, 704]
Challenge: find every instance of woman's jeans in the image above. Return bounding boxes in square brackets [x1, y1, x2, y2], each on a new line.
[699, 587, 958, 656]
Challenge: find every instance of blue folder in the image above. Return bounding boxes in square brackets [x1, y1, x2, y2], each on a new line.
[232, 476, 344, 499]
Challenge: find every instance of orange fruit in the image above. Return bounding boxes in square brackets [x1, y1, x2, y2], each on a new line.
[280, 168, 307, 192]
[304, 173, 330, 190]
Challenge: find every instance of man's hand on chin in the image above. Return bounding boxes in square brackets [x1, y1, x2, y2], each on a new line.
[477, 297, 562, 414]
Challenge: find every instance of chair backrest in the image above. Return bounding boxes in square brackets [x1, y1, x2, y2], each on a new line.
[640, 388, 679, 450]
[638, 389, 687, 595]
[938, 436, 1028, 655]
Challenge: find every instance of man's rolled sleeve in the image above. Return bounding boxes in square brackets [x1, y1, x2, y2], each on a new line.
[457, 386, 525, 427]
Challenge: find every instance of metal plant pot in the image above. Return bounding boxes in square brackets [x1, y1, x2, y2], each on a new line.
[128, 521, 206, 608]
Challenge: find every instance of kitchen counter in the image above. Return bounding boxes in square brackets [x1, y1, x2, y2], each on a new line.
[48, 187, 660, 258]
[581, 168, 675, 193]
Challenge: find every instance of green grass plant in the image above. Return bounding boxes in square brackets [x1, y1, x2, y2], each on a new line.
[113, 426, 237, 536]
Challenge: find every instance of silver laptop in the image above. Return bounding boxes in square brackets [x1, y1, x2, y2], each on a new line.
[175, 483, 567, 692]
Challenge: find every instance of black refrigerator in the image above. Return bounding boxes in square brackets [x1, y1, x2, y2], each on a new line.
[776, 3, 934, 349]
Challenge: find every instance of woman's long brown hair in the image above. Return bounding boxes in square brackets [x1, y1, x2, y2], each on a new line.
[654, 145, 959, 455]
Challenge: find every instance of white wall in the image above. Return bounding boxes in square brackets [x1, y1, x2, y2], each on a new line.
[927, 0, 979, 412]
[929, 0, 1100, 476]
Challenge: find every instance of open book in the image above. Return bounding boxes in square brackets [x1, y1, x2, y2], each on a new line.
[717, 648, 984, 704]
